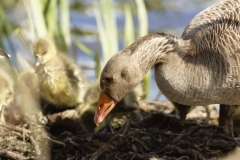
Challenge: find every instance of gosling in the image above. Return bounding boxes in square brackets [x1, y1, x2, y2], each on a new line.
[0, 48, 15, 124]
[33, 38, 88, 109]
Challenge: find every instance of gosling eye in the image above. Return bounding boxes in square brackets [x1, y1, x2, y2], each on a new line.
[43, 49, 48, 55]
[105, 77, 113, 83]
[121, 72, 126, 79]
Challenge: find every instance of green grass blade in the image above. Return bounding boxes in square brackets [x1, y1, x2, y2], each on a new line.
[74, 37, 101, 78]
[43, 0, 58, 40]
[136, 0, 148, 37]
[94, 0, 119, 65]
[74, 38, 94, 57]
[23, 1, 35, 45]
[94, 50, 101, 78]
[124, 4, 135, 47]
[101, 0, 118, 61]
[59, 0, 71, 49]
[28, 0, 48, 37]
[136, 0, 149, 99]
[93, 1, 107, 65]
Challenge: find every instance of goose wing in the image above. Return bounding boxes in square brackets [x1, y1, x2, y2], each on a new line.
[181, 0, 240, 53]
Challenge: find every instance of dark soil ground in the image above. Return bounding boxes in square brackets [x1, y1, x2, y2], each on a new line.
[0, 100, 239, 160]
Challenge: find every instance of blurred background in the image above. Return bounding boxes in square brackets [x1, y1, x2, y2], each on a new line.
[0, 0, 218, 101]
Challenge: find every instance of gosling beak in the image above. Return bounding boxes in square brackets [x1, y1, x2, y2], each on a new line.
[0, 48, 10, 58]
[94, 92, 117, 126]
[35, 56, 43, 66]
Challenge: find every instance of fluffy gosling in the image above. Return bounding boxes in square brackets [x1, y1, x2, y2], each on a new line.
[33, 38, 88, 109]
[0, 48, 15, 124]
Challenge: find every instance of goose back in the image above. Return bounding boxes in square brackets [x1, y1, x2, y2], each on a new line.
[155, 0, 240, 106]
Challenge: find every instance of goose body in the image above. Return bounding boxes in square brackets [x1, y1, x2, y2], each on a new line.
[157, 0, 240, 106]
[33, 38, 88, 108]
[95, 0, 240, 126]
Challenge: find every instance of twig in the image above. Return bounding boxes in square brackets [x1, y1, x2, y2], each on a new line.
[90, 144, 116, 160]
[109, 124, 115, 134]
[69, 140, 79, 147]
[30, 136, 41, 155]
[42, 131, 65, 146]
[129, 136, 150, 151]
[234, 137, 240, 143]
[157, 144, 206, 159]
[0, 124, 31, 133]
[0, 130, 11, 136]
[176, 147, 206, 160]
[45, 136, 66, 147]
[117, 116, 132, 135]
[148, 152, 160, 158]
[0, 150, 27, 160]
[130, 152, 145, 160]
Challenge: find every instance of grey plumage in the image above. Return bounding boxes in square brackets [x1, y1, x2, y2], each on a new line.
[100, 0, 240, 106]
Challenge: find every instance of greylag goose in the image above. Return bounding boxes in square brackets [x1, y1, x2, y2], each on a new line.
[95, 0, 240, 136]
[0, 48, 15, 124]
[80, 80, 143, 132]
[33, 38, 88, 109]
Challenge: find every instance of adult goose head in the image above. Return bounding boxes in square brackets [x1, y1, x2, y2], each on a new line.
[81, 80, 143, 132]
[95, 33, 191, 124]
[94, 0, 240, 132]
[33, 38, 57, 66]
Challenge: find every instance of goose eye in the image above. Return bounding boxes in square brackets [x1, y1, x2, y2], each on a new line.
[105, 77, 113, 83]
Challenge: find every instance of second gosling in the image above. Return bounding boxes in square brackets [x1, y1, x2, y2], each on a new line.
[33, 38, 88, 108]
[0, 49, 15, 124]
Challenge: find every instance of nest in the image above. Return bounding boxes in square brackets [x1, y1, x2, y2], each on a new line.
[0, 100, 239, 160]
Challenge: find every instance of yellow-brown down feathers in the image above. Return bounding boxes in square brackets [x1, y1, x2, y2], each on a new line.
[33, 38, 88, 108]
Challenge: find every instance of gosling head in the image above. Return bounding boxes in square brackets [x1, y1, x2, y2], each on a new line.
[33, 38, 57, 66]
[94, 53, 142, 125]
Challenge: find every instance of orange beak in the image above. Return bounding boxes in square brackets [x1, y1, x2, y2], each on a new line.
[35, 56, 43, 67]
[94, 92, 117, 126]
